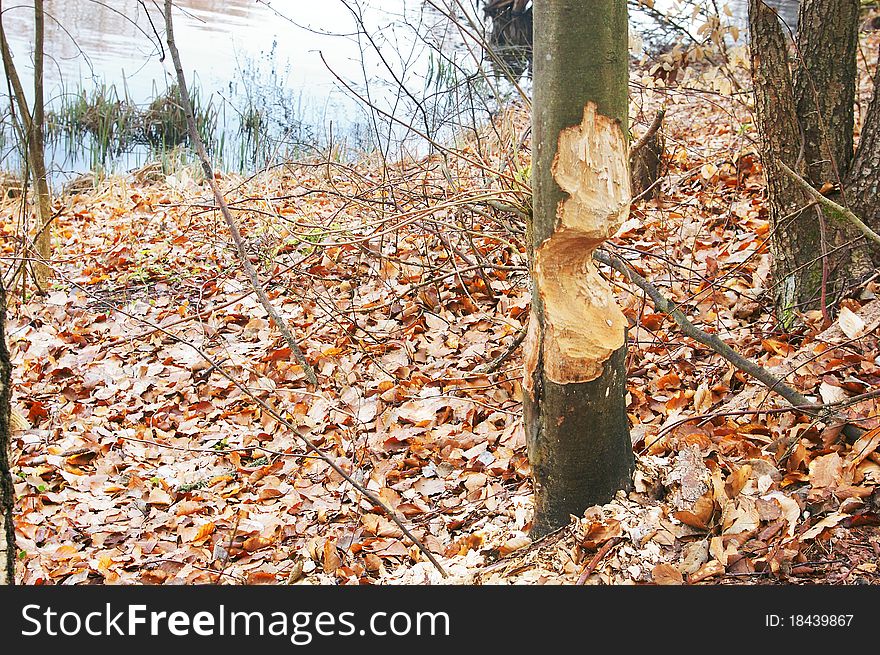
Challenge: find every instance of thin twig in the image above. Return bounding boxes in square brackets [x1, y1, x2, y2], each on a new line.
[576, 537, 623, 585]
[162, 0, 317, 385]
[214, 510, 242, 584]
[484, 199, 529, 220]
[116, 435, 320, 460]
[594, 249, 865, 442]
[651, 405, 834, 444]
[63, 255, 449, 578]
[124, 253, 315, 341]
[4, 206, 64, 288]
[630, 108, 666, 156]
[481, 325, 527, 373]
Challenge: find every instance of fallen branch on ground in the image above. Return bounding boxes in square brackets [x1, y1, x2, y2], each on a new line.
[163, 1, 444, 577]
[630, 108, 666, 156]
[594, 249, 865, 442]
[480, 325, 527, 373]
[68, 267, 449, 579]
[576, 537, 623, 585]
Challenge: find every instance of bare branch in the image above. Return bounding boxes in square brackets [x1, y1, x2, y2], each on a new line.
[594, 248, 865, 442]
[162, 0, 447, 578]
[778, 160, 880, 247]
[161, 0, 317, 386]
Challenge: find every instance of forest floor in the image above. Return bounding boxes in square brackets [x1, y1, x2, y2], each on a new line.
[4, 29, 880, 586]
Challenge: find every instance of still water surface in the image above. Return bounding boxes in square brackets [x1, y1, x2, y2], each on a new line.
[4, 0, 464, 177]
[1, 0, 803, 179]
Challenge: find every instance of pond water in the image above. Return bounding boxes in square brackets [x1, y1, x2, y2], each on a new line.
[730, 0, 800, 31]
[2, 0, 480, 181]
[0, 0, 803, 182]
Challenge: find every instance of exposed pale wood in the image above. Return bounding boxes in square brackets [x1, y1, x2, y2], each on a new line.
[526, 0, 633, 537]
[529, 103, 630, 385]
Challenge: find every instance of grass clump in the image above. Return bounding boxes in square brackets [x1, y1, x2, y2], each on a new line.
[45, 80, 220, 167]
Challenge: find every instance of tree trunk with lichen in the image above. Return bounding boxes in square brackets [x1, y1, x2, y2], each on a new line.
[749, 0, 819, 325]
[748, 0, 876, 324]
[791, 0, 874, 303]
[793, 0, 858, 186]
[0, 281, 15, 585]
[525, 0, 633, 538]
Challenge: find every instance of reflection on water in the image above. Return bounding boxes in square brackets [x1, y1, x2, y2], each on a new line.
[0, 0, 805, 179]
[0, 0, 805, 93]
[3, 1, 417, 106]
[2, 0, 470, 178]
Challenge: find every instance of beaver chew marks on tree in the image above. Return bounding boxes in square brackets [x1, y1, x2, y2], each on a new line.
[524, 102, 630, 388]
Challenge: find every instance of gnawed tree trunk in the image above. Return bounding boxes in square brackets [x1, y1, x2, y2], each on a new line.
[0, 0, 53, 291]
[630, 109, 666, 200]
[0, 282, 15, 585]
[526, 0, 633, 537]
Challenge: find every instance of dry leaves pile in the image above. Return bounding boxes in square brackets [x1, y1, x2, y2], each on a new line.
[4, 29, 880, 585]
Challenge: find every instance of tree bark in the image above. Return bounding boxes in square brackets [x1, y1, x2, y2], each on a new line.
[630, 109, 665, 200]
[526, 0, 633, 537]
[749, 0, 821, 325]
[793, 0, 859, 185]
[0, 282, 15, 585]
[847, 42, 880, 260]
[749, 1, 877, 321]
[31, 1, 52, 289]
[793, 0, 873, 295]
[0, 0, 53, 291]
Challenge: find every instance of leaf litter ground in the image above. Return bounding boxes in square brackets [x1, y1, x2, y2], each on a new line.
[5, 34, 880, 585]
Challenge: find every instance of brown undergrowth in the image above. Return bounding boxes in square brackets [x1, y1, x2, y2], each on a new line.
[3, 25, 880, 585]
